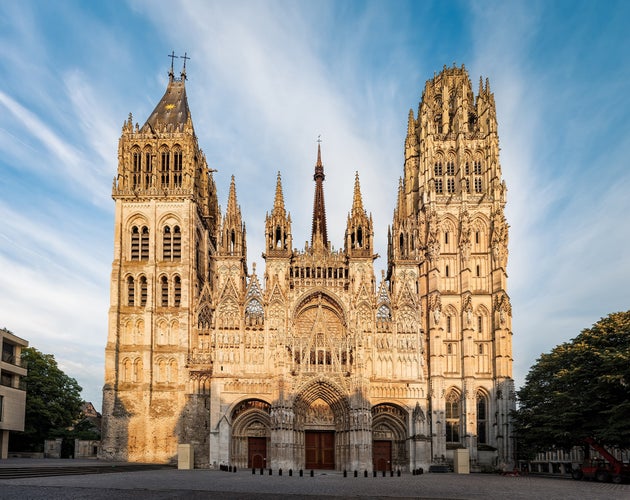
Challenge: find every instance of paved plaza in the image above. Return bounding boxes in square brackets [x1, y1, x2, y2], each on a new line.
[0, 460, 629, 499]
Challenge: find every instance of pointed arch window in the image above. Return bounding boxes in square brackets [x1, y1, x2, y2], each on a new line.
[132, 150, 141, 189]
[356, 226, 363, 248]
[434, 162, 443, 176]
[160, 276, 169, 307]
[473, 161, 482, 175]
[140, 226, 149, 260]
[445, 390, 461, 443]
[161, 149, 170, 187]
[174, 275, 181, 307]
[131, 226, 140, 260]
[474, 177, 483, 193]
[172, 226, 181, 259]
[144, 150, 153, 187]
[173, 149, 183, 187]
[163, 226, 172, 260]
[447, 178, 455, 193]
[127, 276, 135, 306]
[476, 392, 488, 444]
[139, 275, 147, 307]
[275, 225, 283, 248]
[435, 178, 443, 194]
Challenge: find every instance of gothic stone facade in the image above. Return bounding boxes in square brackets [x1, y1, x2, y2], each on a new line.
[101, 64, 514, 471]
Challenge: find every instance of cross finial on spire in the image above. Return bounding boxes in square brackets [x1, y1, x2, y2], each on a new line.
[317, 134, 322, 144]
[168, 51, 178, 74]
[180, 52, 190, 80]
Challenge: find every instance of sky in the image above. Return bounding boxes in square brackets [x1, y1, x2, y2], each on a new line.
[1, 0, 629, 409]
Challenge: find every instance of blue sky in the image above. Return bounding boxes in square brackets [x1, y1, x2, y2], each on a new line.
[1, 0, 629, 408]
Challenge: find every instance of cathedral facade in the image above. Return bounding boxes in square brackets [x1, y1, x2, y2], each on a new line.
[101, 63, 514, 471]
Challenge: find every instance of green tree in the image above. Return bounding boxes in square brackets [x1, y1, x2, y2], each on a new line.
[10, 347, 84, 452]
[514, 311, 630, 458]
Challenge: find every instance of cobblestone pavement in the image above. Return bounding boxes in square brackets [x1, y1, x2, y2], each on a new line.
[1, 464, 629, 499]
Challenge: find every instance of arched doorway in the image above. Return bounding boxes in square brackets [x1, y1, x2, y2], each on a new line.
[293, 378, 352, 471]
[230, 399, 271, 469]
[372, 403, 409, 471]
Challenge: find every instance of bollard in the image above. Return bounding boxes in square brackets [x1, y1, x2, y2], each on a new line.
[364, 470, 368, 477]
[397, 469, 400, 477]
[279, 468, 282, 476]
[289, 469, 293, 477]
[260, 467, 264, 475]
[343, 470, 347, 477]
[418, 467, 423, 475]
[252, 467, 256, 475]
[354, 470, 358, 477]
[234, 466, 237, 473]
[373, 470, 376, 477]
[382, 469, 386, 477]
[390, 469, 393, 477]
[299, 469, 303, 477]
[269, 468, 272, 476]
[310, 469, 314, 477]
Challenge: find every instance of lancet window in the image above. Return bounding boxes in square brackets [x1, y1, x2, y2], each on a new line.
[445, 390, 461, 443]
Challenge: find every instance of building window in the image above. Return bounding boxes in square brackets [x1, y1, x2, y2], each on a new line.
[144, 151, 153, 187]
[435, 179, 443, 194]
[477, 393, 488, 444]
[474, 177, 483, 193]
[127, 276, 135, 306]
[445, 391, 461, 443]
[140, 227, 149, 260]
[465, 162, 470, 175]
[446, 161, 455, 176]
[163, 226, 172, 260]
[434, 162, 443, 176]
[0, 395, 3, 421]
[161, 150, 170, 186]
[476, 264, 480, 277]
[174, 276, 181, 307]
[132, 151, 141, 189]
[161, 276, 168, 307]
[173, 150, 183, 187]
[139, 276, 147, 307]
[173, 226, 181, 259]
[447, 178, 455, 193]
[131, 226, 140, 260]
[446, 315, 451, 333]
[474, 161, 482, 175]
[477, 315, 483, 333]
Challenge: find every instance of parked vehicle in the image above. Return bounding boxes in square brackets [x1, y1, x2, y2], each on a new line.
[572, 438, 630, 484]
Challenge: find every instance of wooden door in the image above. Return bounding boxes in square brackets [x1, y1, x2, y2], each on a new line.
[373, 440, 392, 471]
[305, 431, 335, 469]
[248, 437, 266, 469]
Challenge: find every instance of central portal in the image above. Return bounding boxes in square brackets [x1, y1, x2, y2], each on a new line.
[305, 431, 335, 469]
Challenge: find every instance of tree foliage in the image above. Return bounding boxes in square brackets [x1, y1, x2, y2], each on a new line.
[10, 347, 84, 452]
[513, 311, 630, 458]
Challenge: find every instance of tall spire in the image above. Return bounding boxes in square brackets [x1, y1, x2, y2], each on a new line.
[351, 171, 365, 217]
[311, 142, 328, 249]
[273, 171, 286, 218]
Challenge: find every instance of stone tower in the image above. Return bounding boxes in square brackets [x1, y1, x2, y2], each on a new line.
[101, 62, 514, 470]
[388, 64, 514, 464]
[101, 61, 221, 462]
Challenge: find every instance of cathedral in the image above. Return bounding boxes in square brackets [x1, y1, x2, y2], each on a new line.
[101, 62, 514, 472]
